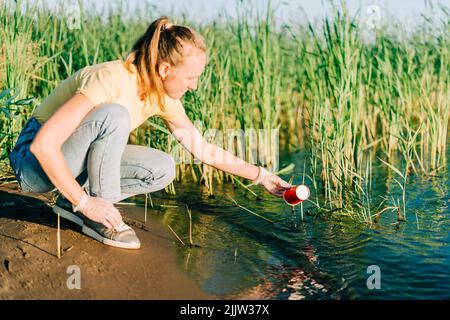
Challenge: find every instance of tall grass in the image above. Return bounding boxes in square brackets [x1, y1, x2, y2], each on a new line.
[0, 0, 448, 222]
[292, 3, 449, 221]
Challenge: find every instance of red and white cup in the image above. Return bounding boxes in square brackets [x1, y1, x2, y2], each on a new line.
[283, 185, 310, 206]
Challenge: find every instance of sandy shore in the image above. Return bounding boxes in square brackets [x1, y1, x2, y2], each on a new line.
[0, 183, 212, 300]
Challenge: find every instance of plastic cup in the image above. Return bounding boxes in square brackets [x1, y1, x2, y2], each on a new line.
[283, 185, 310, 206]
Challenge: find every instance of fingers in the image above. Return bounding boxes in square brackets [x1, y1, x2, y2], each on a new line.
[100, 212, 122, 229]
[266, 178, 291, 197]
[272, 189, 285, 197]
[106, 208, 123, 229]
[113, 213, 123, 228]
[272, 175, 292, 189]
[267, 185, 284, 197]
[268, 175, 291, 188]
[103, 214, 120, 229]
[263, 173, 306, 198]
[83, 197, 123, 229]
[96, 199, 123, 228]
[279, 179, 292, 189]
[101, 218, 114, 229]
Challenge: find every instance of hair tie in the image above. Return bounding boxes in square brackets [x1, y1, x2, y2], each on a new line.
[161, 23, 173, 31]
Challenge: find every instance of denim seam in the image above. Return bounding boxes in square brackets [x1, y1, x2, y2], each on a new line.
[119, 164, 169, 190]
[17, 169, 34, 192]
[120, 164, 160, 178]
[119, 182, 169, 194]
[120, 182, 148, 189]
[75, 119, 107, 134]
[97, 120, 111, 199]
[95, 113, 128, 201]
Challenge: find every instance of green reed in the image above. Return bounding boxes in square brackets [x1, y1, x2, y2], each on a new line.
[292, 3, 449, 222]
[0, 0, 448, 223]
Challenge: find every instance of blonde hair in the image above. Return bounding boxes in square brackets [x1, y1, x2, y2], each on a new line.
[124, 16, 206, 111]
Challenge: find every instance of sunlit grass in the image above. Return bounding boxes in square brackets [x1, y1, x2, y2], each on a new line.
[1, 0, 448, 223]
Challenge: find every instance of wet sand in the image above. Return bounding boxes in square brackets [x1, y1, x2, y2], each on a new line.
[0, 183, 212, 300]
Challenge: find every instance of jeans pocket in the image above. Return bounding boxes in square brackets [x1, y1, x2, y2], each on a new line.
[9, 118, 54, 193]
[17, 150, 54, 193]
[9, 118, 41, 170]
[11, 152, 33, 193]
[17, 172, 34, 193]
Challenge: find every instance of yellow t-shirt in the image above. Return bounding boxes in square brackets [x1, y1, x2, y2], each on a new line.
[32, 60, 185, 131]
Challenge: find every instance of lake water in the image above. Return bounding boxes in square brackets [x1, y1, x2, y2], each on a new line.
[125, 142, 450, 300]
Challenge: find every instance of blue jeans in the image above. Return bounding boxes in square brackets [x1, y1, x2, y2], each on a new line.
[8, 103, 176, 203]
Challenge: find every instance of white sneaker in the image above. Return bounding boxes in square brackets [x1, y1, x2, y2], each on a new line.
[53, 196, 140, 250]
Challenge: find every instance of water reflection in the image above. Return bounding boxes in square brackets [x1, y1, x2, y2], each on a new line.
[124, 146, 449, 299]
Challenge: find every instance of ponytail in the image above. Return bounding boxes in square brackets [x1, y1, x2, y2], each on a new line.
[124, 16, 206, 112]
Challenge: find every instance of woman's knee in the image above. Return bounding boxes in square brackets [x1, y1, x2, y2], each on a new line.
[143, 152, 176, 189]
[120, 146, 176, 195]
[161, 153, 176, 186]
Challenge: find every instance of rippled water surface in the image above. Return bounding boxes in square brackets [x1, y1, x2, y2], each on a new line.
[126, 145, 450, 299]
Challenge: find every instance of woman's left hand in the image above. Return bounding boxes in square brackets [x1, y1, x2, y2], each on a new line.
[253, 167, 292, 197]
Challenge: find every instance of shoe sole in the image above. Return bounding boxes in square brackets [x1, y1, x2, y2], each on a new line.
[53, 206, 140, 250]
[81, 225, 140, 249]
[53, 205, 84, 227]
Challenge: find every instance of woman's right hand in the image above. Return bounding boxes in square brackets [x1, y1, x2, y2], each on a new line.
[253, 167, 292, 197]
[73, 193, 123, 229]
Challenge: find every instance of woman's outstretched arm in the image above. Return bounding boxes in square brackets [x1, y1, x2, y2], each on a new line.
[165, 114, 291, 196]
[165, 114, 259, 179]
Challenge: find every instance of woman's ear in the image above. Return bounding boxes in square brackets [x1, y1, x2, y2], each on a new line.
[158, 62, 171, 80]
